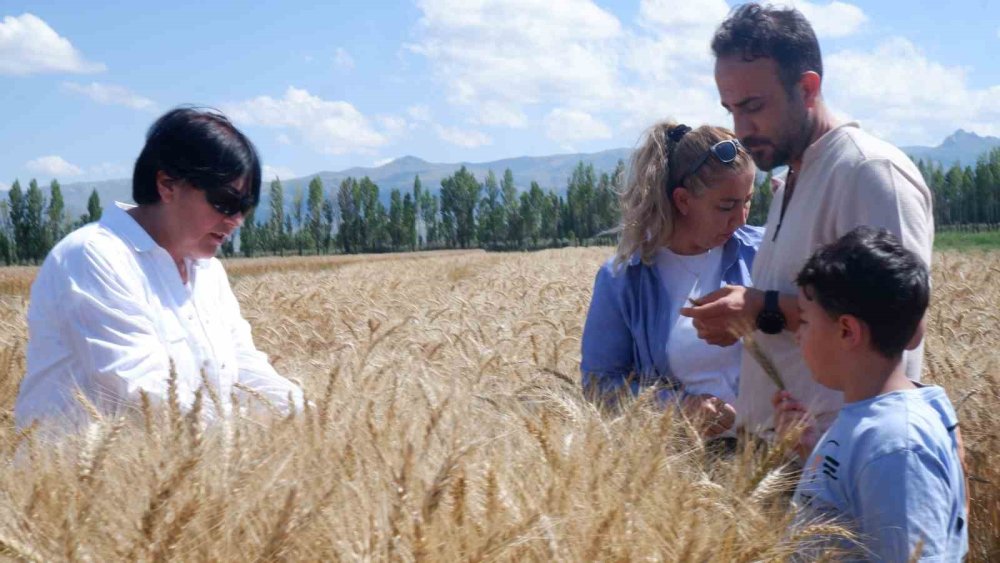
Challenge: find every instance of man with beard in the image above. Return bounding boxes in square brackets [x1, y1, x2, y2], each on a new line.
[680, 3, 934, 447]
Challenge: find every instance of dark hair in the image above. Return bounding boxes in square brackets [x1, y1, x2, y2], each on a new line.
[711, 3, 823, 93]
[796, 227, 929, 359]
[132, 107, 261, 206]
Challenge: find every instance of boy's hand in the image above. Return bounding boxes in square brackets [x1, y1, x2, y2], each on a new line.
[772, 390, 819, 460]
[682, 394, 736, 438]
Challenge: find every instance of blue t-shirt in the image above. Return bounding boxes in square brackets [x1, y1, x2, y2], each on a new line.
[792, 385, 967, 561]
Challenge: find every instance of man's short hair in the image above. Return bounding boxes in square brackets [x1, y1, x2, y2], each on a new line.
[796, 227, 930, 359]
[711, 3, 823, 93]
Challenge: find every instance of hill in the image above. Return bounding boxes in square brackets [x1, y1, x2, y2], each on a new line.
[57, 149, 631, 215]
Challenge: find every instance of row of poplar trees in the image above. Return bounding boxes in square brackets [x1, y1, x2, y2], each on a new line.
[0, 179, 102, 265]
[5, 147, 997, 265]
[235, 161, 624, 257]
[916, 148, 1000, 227]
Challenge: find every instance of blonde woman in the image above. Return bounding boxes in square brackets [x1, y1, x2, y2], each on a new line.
[581, 122, 762, 437]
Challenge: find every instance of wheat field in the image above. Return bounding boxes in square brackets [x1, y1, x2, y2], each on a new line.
[0, 247, 996, 561]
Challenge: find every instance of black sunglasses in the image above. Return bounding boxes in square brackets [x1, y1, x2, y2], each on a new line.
[204, 187, 255, 217]
[676, 138, 744, 187]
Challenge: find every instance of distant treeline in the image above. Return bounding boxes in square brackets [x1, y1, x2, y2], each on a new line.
[236, 161, 626, 258]
[2, 147, 998, 265]
[915, 148, 1000, 227]
[0, 179, 102, 265]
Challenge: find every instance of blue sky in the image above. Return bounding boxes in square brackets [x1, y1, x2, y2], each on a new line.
[1, 0, 998, 188]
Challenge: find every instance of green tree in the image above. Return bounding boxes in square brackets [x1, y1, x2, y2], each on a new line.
[47, 179, 65, 249]
[321, 198, 336, 253]
[239, 207, 259, 257]
[419, 189, 438, 248]
[85, 189, 103, 223]
[268, 177, 286, 255]
[748, 172, 774, 226]
[307, 177, 326, 254]
[337, 177, 360, 254]
[388, 189, 404, 249]
[25, 179, 47, 262]
[8, 180, 26, 263]
[501, 168, 518, 247]
[403, 192, 417, 251]
[0, 201, 14, 265]
[477, 170, 504, 248]
[440, 166, 480, 248]
[412, 175, 424, 247]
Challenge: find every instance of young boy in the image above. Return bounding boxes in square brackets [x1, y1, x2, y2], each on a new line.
[773, 227, 967, 561]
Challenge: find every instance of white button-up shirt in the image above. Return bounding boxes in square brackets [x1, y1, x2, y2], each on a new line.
[15, 202, 304, 429]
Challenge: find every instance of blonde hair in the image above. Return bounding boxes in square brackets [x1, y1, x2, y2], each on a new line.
[614, 121, 754, 266]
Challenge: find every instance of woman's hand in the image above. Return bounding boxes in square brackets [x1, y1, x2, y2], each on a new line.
[772, 390, 818, 461]
[682, 393, 736, 438]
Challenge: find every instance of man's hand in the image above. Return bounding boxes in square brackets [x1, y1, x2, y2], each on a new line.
[679, 285, 763, 346]
[682, 393, 736, 438]
[772, 390, 819, 461]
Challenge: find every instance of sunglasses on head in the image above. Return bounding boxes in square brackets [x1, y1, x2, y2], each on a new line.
[676, 138, 744, 187]
[204, 186, 255, 217]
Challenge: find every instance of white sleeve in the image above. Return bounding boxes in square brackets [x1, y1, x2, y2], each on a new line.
[220, 270, 305, 413]
[64, 243, 174, 408]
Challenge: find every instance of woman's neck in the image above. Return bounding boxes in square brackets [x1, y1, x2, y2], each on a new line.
[127, 205, 188, 282]
[666, 233, 708, 256]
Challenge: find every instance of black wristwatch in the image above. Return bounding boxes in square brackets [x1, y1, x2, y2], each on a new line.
[756, 290, 786, 334]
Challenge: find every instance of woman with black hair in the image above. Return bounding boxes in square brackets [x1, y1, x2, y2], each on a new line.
[14, 107, 304, 429]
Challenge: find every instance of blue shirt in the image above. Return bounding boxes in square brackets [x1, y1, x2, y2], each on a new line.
[580, 225, 763, 403]
[792, 385, 968, 561]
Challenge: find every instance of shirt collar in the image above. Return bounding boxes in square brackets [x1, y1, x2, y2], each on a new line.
[100, 201, 160, 253]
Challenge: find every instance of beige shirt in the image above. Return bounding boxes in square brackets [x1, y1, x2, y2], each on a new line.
[736, 122, 934, 434]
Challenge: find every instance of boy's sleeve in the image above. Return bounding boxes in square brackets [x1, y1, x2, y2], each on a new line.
[854, 448, 953, 560]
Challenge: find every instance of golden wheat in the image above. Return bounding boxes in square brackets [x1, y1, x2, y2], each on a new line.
[0, 247, 994, 561]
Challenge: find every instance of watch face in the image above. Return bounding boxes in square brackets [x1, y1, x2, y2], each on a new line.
[757, 311, 785, 334]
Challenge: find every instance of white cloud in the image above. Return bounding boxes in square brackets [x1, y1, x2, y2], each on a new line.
[469, 101, 528, 128]
[89, 162, 129, 179]
[0, 13, 105, 75]
[373, 157, 395, 167]
[334, 47, 355, 70]
[638, 0, 729, 31]
[613, 0, 734, 134]
[378, 115, 409, 138]
[62, 82, 156, 111]
[410, 0, 622, 115]
[276, 133, 292, 145]
[262, 165, 297, 181]
[825, 37, 1000, 145]
[26, 155, 83, 177]
[407, 105, 432, 122]
[435, 124, 492, 148]
[226, 86, 388, 154]
[0, 181, 8, 192]
[543, 108, 612, 145]
[792, 1, 867, 38]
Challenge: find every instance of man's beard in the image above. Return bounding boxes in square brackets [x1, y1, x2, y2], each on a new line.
[746, 105, 813, 171]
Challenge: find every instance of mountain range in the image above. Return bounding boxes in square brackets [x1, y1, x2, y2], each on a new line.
[47, 129, 1000, 216]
